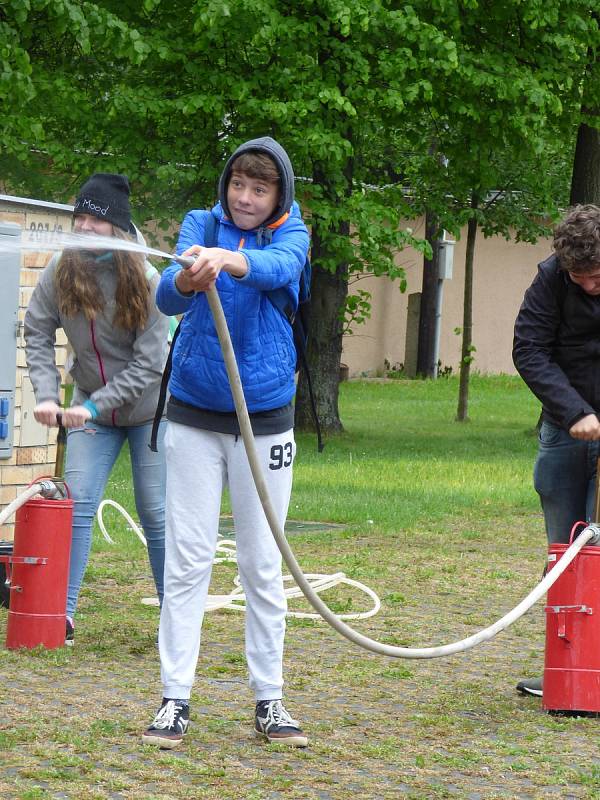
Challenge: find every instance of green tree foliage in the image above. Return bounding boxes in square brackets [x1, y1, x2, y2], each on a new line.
[399, 1, 599, 421]
[2, 1, 599, 435]
[128, 1, 452, 433]
[2, 0, 450, 434]
[0, 0, 149, 198]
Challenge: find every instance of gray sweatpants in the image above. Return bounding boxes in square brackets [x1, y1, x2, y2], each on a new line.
[158, 421, 295, 702]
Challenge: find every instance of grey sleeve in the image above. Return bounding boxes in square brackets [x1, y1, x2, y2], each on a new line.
[23, 260, 62, 405]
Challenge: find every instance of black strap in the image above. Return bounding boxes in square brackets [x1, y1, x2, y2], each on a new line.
[204, 213, 219, 248]
[221, 217, 320, 449]
[149, 322, 180, 451]
[294, 317, 324, 452]
[149, 214, 219, 452]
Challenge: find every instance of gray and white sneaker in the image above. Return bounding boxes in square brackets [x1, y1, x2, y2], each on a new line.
[142, 699, 189, 749]
[255, 699, 308, 747]
[516, 677, 543, 697]
[65, 617, 74, 647]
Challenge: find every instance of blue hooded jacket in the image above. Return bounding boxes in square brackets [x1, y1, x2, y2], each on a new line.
[156, 138, 310, 414]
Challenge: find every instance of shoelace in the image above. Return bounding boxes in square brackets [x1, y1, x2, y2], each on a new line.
[261, 700, 299, 729]
[153, 700, 184, 730]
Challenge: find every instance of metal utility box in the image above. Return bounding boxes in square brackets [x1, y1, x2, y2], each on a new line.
[438, 238, 455, 280]
[0, 223, 22, 459]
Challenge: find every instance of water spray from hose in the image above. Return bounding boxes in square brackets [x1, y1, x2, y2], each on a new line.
[0, 228, 178, 264]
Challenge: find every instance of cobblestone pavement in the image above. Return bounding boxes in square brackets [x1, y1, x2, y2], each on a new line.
[0, 520, 599, 799]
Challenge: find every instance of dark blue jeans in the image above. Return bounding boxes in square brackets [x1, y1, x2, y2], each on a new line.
[533, 421, 600, 545]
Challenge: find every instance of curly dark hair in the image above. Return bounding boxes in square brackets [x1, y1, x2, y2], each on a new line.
[553, 204, 600, 273]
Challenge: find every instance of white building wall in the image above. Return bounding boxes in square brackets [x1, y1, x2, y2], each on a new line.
[342, 217, 551, 377]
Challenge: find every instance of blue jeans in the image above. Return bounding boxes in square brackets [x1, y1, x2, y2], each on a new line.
[533, 421, 600, 545]
[64, 419, 166, 618]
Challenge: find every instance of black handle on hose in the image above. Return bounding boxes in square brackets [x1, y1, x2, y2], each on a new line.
[54, 412, 67, 479]
[594, 456, 600, 523]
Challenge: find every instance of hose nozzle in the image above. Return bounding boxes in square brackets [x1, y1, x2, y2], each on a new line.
[582, 523, 600, 545]
[172, 254, 195, 269]
[36, 479, 68, 500]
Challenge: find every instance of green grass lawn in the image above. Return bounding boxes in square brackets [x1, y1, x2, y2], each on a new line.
[97, 373, 541, 549]
[291, 374, 541, 531]
[6, 375, 596, 800]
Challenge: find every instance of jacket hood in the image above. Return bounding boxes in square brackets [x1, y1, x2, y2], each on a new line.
[218, 136, 295, 228]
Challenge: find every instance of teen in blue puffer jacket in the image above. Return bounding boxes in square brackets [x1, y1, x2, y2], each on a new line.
[143, 137, 310, 750]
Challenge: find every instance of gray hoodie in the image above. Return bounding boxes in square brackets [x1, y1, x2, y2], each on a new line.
[24, 253, 169, 427]
[217, 136, 296, 227]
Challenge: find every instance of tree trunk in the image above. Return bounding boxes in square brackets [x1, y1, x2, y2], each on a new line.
[456, 193, 479, 422]
[416, 210, 441, 378]
[295, 223, 348, 435]
[570, 27, 600, 206]
[570, 123, 600, 205]
[295, 145, 353, 435]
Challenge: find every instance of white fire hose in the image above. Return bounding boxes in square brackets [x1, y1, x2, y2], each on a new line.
[3, 469, 597, 657]
[200, 282, 600, 659]
[3, 277, 599, 659]
[0, 480, 67, 528]
[0, 484, 44, 525]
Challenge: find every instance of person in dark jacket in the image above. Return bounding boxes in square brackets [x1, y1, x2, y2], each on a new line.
[513, 203, 600, 696]
[24, 173, 169, 645]
[142, 137, 310, 750]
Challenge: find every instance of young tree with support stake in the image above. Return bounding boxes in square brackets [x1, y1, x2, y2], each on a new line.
[404, 0, 598, 421]
[569, 14, 600, 207]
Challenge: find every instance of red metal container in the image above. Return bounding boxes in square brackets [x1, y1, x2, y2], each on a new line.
[5, 496, 73, 649]
[543, 541, 600, 713]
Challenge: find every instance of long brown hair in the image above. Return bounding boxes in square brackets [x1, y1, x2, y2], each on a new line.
[55, 226, 150, 330]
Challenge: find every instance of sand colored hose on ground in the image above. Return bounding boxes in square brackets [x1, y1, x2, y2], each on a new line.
[203, 282, 600, 659]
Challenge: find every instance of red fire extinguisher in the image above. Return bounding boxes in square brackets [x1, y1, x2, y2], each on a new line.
[543, 467, 600, 714]
[5, 420, 72, 650]
[5, 491, 73, 649]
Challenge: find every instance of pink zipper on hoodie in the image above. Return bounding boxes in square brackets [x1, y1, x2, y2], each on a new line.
[90, 319, 117, 425]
